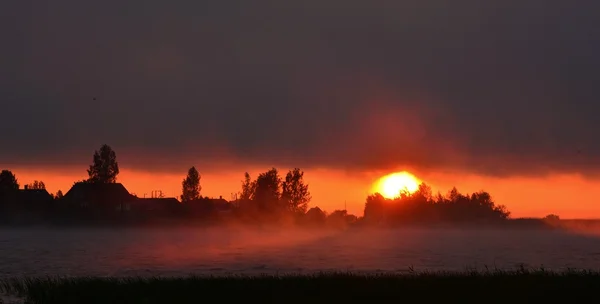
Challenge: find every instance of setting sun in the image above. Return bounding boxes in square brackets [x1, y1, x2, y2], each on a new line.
[375, 171, 422, 199]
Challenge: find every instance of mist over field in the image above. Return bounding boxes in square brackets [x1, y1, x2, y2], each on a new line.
[2, 226, 600, 278]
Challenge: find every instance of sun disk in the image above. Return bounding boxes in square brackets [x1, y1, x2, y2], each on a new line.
[375, 171, 422, 199]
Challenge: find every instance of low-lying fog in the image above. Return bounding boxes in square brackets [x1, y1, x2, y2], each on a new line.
[2, 226, 600, 277]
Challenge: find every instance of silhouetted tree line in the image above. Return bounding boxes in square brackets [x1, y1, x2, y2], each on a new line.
[219, 167, 313, 225]
[362, 184, 510, 226]
[0, 144, 535, 228]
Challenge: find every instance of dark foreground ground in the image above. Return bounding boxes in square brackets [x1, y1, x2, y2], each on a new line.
[2, 269, 600, 304]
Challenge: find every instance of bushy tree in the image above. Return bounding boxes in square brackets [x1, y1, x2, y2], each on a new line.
[252, 168, 281, 211]
[87, 144, 119, 183]
[281, 168, 311, 214]
[181, 166, 201, 202]
[55, 190, 64, 200]
[0, 170, 19, 194]
[493, 204, 511, 219]
[363, 193, 387, 223]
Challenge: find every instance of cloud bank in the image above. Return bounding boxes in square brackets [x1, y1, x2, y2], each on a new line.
[1, 0, 600, 177]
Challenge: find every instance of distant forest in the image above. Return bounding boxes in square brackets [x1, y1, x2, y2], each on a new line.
[0, 144, 558, 228]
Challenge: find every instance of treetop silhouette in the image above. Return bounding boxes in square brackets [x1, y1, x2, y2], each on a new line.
[181, 166, 201, 202]
[87, 144, 119, 184]
[282, 168, 311, 214]
[0, 170, 19, 194]
[27, 180, 46, 190]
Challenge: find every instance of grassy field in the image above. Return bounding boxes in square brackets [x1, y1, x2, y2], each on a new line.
[2, 269, 600, 303]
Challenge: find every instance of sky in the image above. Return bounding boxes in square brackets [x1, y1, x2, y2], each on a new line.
[2, 1, 600, 218]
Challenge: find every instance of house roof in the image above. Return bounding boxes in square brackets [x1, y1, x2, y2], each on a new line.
[63, 182, 135, 203]
[17, 189, 53, 202]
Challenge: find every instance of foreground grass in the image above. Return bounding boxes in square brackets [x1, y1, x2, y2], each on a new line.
[3, 269, 600, 304]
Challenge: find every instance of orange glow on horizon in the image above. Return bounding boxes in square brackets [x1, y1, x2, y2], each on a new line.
[7, 166, 600, 219]
[374, 171, 422, 198]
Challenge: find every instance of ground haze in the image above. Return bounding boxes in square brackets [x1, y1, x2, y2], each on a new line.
[2, 227, 600, 278]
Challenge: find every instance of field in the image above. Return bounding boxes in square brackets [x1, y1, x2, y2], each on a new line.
[2, 269, 600, 304]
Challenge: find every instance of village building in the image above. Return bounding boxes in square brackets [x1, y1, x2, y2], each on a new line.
[18, 186, 54, 206]
[61, 182, 137, 212]
[0, 186, 54, 223]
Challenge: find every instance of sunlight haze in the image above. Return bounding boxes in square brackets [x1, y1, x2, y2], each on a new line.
[8, 166, 600, 219]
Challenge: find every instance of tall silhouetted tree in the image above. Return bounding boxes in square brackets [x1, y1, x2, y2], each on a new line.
[252, 168, 281, 211]
[87, 144, 119, 183]
[27, 180, 46, 189]
[55, 190, 64, 199]
[239, 172, 255, 201]
[181, 166, 201, 202]
[0, 170, 19, 195]
[281, 168, 311, 214]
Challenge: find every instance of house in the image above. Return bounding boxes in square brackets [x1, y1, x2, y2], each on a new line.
[0, 186, 54, 223]
[6, 186, 54, 214]
[62, 182, 137, 212]
[0, 186, 53, 206]
[18, 187, 54, 204]
[305, 206, 327, 225]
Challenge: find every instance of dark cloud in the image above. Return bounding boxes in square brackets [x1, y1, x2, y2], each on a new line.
[1, 0, 600, 177]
